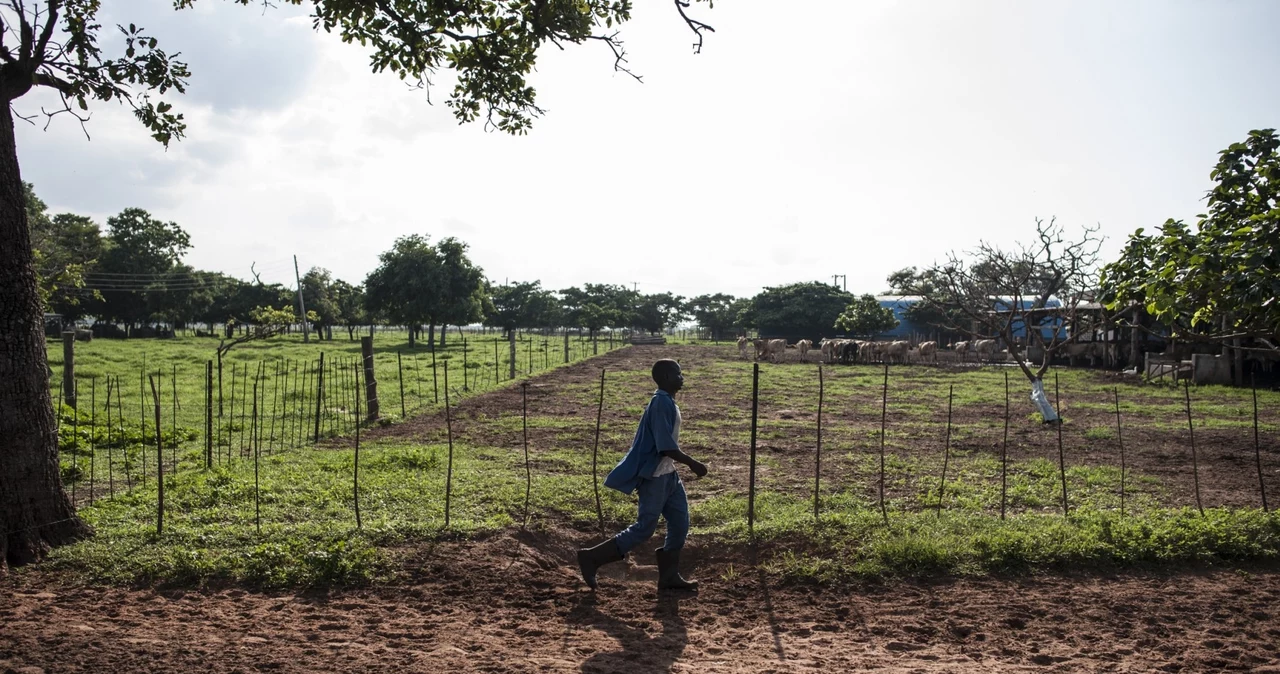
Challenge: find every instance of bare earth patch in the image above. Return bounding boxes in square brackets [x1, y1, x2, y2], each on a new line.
[3, 529, 1280, 672]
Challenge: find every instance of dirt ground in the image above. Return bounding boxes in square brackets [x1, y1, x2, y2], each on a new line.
[4, 528, 1280, 673]
[5, 346, 1279, 672]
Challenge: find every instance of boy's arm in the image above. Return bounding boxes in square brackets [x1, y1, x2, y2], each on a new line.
[650, 398, 708, 477]
[660, 449, 708, 477]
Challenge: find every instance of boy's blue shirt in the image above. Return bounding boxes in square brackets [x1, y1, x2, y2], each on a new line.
[604, 389, 679, 495]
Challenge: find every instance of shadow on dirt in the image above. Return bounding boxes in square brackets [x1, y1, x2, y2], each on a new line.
[575, 592, 690, 674]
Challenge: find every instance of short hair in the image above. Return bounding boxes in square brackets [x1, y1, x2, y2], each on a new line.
[652, 359, 680, 383]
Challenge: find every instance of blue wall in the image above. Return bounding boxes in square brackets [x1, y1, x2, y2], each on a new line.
[864, 296, 1067, 342]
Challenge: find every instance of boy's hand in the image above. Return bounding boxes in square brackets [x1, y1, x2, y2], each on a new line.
[690, 460, 708, 478]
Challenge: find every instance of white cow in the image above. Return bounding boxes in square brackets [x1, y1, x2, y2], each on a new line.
[737, 336, 750, 360]
[883, 340, 911, 364]
[768, 339, 788, 363]
[918, 341, 938, 363]
[973, 339, 998, 362]
[796, 339, 813, 363]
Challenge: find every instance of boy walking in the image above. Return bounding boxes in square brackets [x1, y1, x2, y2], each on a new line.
[578, 359, 708, 592]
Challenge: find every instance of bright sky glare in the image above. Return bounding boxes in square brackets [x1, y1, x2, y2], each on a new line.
[17, 0, 1280, 300]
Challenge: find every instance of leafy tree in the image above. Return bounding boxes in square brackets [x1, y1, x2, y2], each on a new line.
[26, 184, 104, 320]
[433, 237, 487, 347]
[1101, 128, 1279, 384]
[688, 293, 739, 341]
[301, 267, 341, 340]
[145, 263, 216, 330]
[835, 294, 900, 338]
[0, 0, 716, 568]
[750, 282, 853, 340]
[332, 280, 368, 341]
[93, 208, 192, 332]
[560, 283, 636, 339]
[365, 234, 439, 348]
[364, 235, 484, 348]
[633, 292, 687, 334]
[885, 267, 967, 342]
[486, 280, 558, 336]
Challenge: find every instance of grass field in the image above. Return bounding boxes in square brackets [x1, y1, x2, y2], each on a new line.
[43, 328, 625, 501]
[33, 342, 1280, 588]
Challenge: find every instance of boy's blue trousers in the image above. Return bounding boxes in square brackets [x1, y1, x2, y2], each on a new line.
[613, 471, 689, 554]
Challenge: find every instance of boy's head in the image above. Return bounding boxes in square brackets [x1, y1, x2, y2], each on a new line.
[652, 359, 683, 395]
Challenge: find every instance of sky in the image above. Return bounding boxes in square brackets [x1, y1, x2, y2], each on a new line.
[16, 0, 1280, 300]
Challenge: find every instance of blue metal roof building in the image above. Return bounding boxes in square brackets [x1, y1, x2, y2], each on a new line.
[869, 295, 1067, 342]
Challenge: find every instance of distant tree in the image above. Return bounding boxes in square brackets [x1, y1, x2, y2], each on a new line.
[885, 267, 967, 343]
[146, 264, 217, 330]
[688, 293, 739, 341]
[1100, 129, 1279, 385]
[835, 294, 899, 338]
[366, 234, 438, 348]
[433, 237, 488, 347]
[750, 282, 853, 340]
[94, 208, 192, 332]
[486, 280, 558, 337]
[301, 267, 341, 340]
[332, 280, 368, 341]
[25, 184, 104, 321]
[634, 292, 687, 334]
[560, 284, 635, 340]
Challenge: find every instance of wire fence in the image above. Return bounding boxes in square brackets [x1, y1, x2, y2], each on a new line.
[45, 329, 628, 523]
[26, 342, 1275, 546]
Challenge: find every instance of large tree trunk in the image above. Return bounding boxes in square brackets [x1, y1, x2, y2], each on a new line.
[0, 104, 90, 568]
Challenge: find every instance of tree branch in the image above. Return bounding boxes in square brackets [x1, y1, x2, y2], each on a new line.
[674, 0, 714, 54]
[33, 0, 56, 62]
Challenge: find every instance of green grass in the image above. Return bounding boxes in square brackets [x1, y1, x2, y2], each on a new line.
[46, 329, 627, 494]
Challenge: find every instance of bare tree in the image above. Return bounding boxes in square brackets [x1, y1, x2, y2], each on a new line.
[908, 218, 1105, 417]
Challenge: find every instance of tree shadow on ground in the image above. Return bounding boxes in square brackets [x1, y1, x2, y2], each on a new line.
[575, 593, 690, 673]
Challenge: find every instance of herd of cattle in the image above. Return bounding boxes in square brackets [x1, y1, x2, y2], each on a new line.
[735, 337, 1006, 364]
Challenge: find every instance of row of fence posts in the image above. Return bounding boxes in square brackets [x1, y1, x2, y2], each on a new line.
[58, 336, 1269, 540]
[740, 363, 1271, 535]
[50, 329, 623, 536]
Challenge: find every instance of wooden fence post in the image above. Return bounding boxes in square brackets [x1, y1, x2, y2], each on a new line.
[878, 362, 889, 526]
[354, 363, 363, 529]
[313, 352, 326, 443]
[397, 352, 407, 418]
[1001, 372, 1009, 520]
[205, 360, 213, 468]
[362, 336, 379, 422]
[62, 331, 76, 409]
[1253, 373, 1268, 512]
[443, 364, 455, 529]
[89, 377, 96, 503]
[748, 363, 759, 537]
[521, 382, 531, 529]
[1054, 372, 1068, 517]
[1184, 381, 1205, 516]
[814, 366, 823, 521]
[509, 330, 517, 381]
[592, 368, 606, 538]
[1114, 387, 1126, 517]
[149, 375, 163, 536]
[937, 383, 954, 517]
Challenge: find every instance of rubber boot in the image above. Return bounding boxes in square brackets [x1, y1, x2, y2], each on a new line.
[578, 539, 624, 590]
[655, 547, 699, 591]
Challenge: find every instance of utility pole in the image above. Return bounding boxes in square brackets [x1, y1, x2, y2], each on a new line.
[832, 274, 846, 291]
[294, 255, 310, 343]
